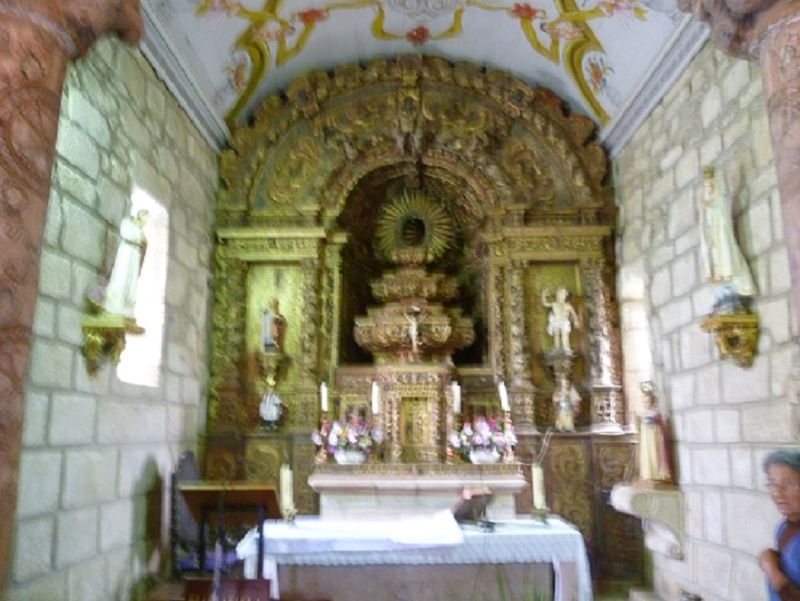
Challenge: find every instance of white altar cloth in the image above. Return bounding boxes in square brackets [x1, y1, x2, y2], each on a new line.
[237, 514, 592, 601]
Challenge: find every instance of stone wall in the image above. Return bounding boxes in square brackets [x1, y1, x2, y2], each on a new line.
[9, 38, 217, 601]
[615, 42, 799, 600]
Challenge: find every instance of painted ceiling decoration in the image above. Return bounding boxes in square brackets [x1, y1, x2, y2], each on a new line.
[141, 0, 709, 152]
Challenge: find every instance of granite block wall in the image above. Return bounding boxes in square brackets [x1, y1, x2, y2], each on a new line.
[615, 42, 799, 601]
[9, 37, 217, 601]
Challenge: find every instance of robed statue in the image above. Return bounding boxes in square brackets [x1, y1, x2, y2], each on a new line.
[261, 298, 287, 352]
[699, 166, 756, 311]
[102, 209, 149, 319]
[637, 381, 672, 484]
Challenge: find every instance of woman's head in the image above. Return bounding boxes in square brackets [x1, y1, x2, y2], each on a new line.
[763, 449, 800, 521]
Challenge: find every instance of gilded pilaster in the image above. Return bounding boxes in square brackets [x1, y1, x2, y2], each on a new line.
[580, 257, 624, 429]
[322, 234, 347, 386]
[300, 257, 322, 382]
[508, 260, 536, 428]
[209, 244, 249, 430]
[489, 261, 507, 380]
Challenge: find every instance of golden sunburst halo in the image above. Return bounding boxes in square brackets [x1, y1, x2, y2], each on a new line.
[375, 189, 455, 264]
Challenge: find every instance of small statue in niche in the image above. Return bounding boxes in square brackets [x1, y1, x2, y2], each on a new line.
[404, 304, 425, 356]
[637, 381, 672, 484]
[552, 374, 580, 432]
[541, 286, 581, 354]
[101, 209, 149, 320]
[259, 389, 283, 429]
[699, 165, 756, 313]
[261, 298, 287, 352]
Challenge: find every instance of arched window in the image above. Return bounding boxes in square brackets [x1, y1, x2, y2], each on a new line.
[117, 185, 169, 387]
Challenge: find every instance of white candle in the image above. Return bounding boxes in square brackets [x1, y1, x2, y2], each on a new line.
[320, 382, 328, 412]
[532, 463, 546, 510]
[498, 381, 510, 412]
[280, 463, 294, 515]
[371, 381, 380, 415]
[451, 381, 461, 414]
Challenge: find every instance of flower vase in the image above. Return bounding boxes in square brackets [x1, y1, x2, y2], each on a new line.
[334, 449, 367, 465]
[469, 448, 501, 465]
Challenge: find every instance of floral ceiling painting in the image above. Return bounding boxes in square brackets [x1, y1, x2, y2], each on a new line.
[145, 0, 684, 133]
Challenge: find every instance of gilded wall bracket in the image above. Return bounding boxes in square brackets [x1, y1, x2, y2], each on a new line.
[700, 312, 759, 368]
[81, 313, 144, 375]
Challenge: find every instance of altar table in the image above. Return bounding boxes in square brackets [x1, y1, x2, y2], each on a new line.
[237, 514, 592, 601]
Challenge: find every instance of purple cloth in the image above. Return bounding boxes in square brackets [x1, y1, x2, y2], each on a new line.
[768, 521, 800, 600]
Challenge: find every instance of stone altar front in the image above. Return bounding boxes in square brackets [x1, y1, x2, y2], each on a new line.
[309, 463, 527, 519]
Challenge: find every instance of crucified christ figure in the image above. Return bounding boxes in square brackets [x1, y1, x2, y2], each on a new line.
[404, 304, 425, 356]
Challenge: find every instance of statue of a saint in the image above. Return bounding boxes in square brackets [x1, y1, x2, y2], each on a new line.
[404, 304, 425, 355]
[259, 390, 282, 426]
[542, 286, 581, 353]
[637, 381, 672, 483]
[261, 298, 287, 352]
[552, 375, 580, 432]
[102, 209, 149, 319]
[699, 166, 756, 310]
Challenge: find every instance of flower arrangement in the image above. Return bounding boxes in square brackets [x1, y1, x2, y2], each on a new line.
[311, 417, 383, 458]
[449, 416, 517, 461]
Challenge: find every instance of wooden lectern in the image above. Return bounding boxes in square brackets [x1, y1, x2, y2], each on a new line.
[178, 481, 280, 580]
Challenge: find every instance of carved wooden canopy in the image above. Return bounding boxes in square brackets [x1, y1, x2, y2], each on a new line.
[217, 54, 613, 232]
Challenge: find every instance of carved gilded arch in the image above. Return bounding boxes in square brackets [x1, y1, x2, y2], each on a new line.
[217, 54, 611, 228]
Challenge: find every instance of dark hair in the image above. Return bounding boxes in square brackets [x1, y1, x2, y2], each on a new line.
[763, 449, 800, 475]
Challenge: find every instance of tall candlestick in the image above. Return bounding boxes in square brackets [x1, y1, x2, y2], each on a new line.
[498, 381, 509, 412]
[371, 381, 380, 415]
[532, 463, 546, 510]
[320, 382, 328, 412]
[451, 381, 461, 414]
[280, 463, 294, 516]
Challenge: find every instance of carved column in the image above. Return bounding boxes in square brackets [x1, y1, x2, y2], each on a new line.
[0, 0, 142, 591]
[580, 258, 624, 429]
[488, 261, 507, 379]
[300, 257, 322, 383]
[321, 233, 347, 385]
[678, 0, 800, 332]
[208, 248, 248, 430]
[508, 260, 536, 428]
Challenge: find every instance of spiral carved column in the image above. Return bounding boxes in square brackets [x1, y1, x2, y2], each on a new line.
[580, 258, 624, 429]
[508, 260, 536, 428]
[0, 0, 142, 591]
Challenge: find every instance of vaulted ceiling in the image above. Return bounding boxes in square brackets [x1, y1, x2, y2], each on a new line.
[140, 0, 709, 153]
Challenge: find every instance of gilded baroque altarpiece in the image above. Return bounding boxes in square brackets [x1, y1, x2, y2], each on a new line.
[204, 56, 629, 528]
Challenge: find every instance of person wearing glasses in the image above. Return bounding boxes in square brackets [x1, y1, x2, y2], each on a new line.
[760, 449, 800, 601]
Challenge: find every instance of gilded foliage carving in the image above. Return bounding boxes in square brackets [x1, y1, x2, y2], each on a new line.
[245, 442, 282, 482]
[579, 257, 623, 426]
[299, 258, 321, 383]
[209, 247, 248, 429]
[219, 55, 610, 228]
[293, 442, 318, 514]
[508, 263, 533, 385]
[490, 264, 506, 378]
[549, 442, 593, 541]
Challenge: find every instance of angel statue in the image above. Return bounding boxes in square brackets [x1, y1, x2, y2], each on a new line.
[541, 286, 581, 354]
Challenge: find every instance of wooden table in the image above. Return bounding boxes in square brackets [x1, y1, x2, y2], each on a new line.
[178, 481, 279, 580]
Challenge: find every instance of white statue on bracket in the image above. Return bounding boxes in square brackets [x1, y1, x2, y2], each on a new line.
[699, 165, 756, 312]
[102, 209, 149, 319]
